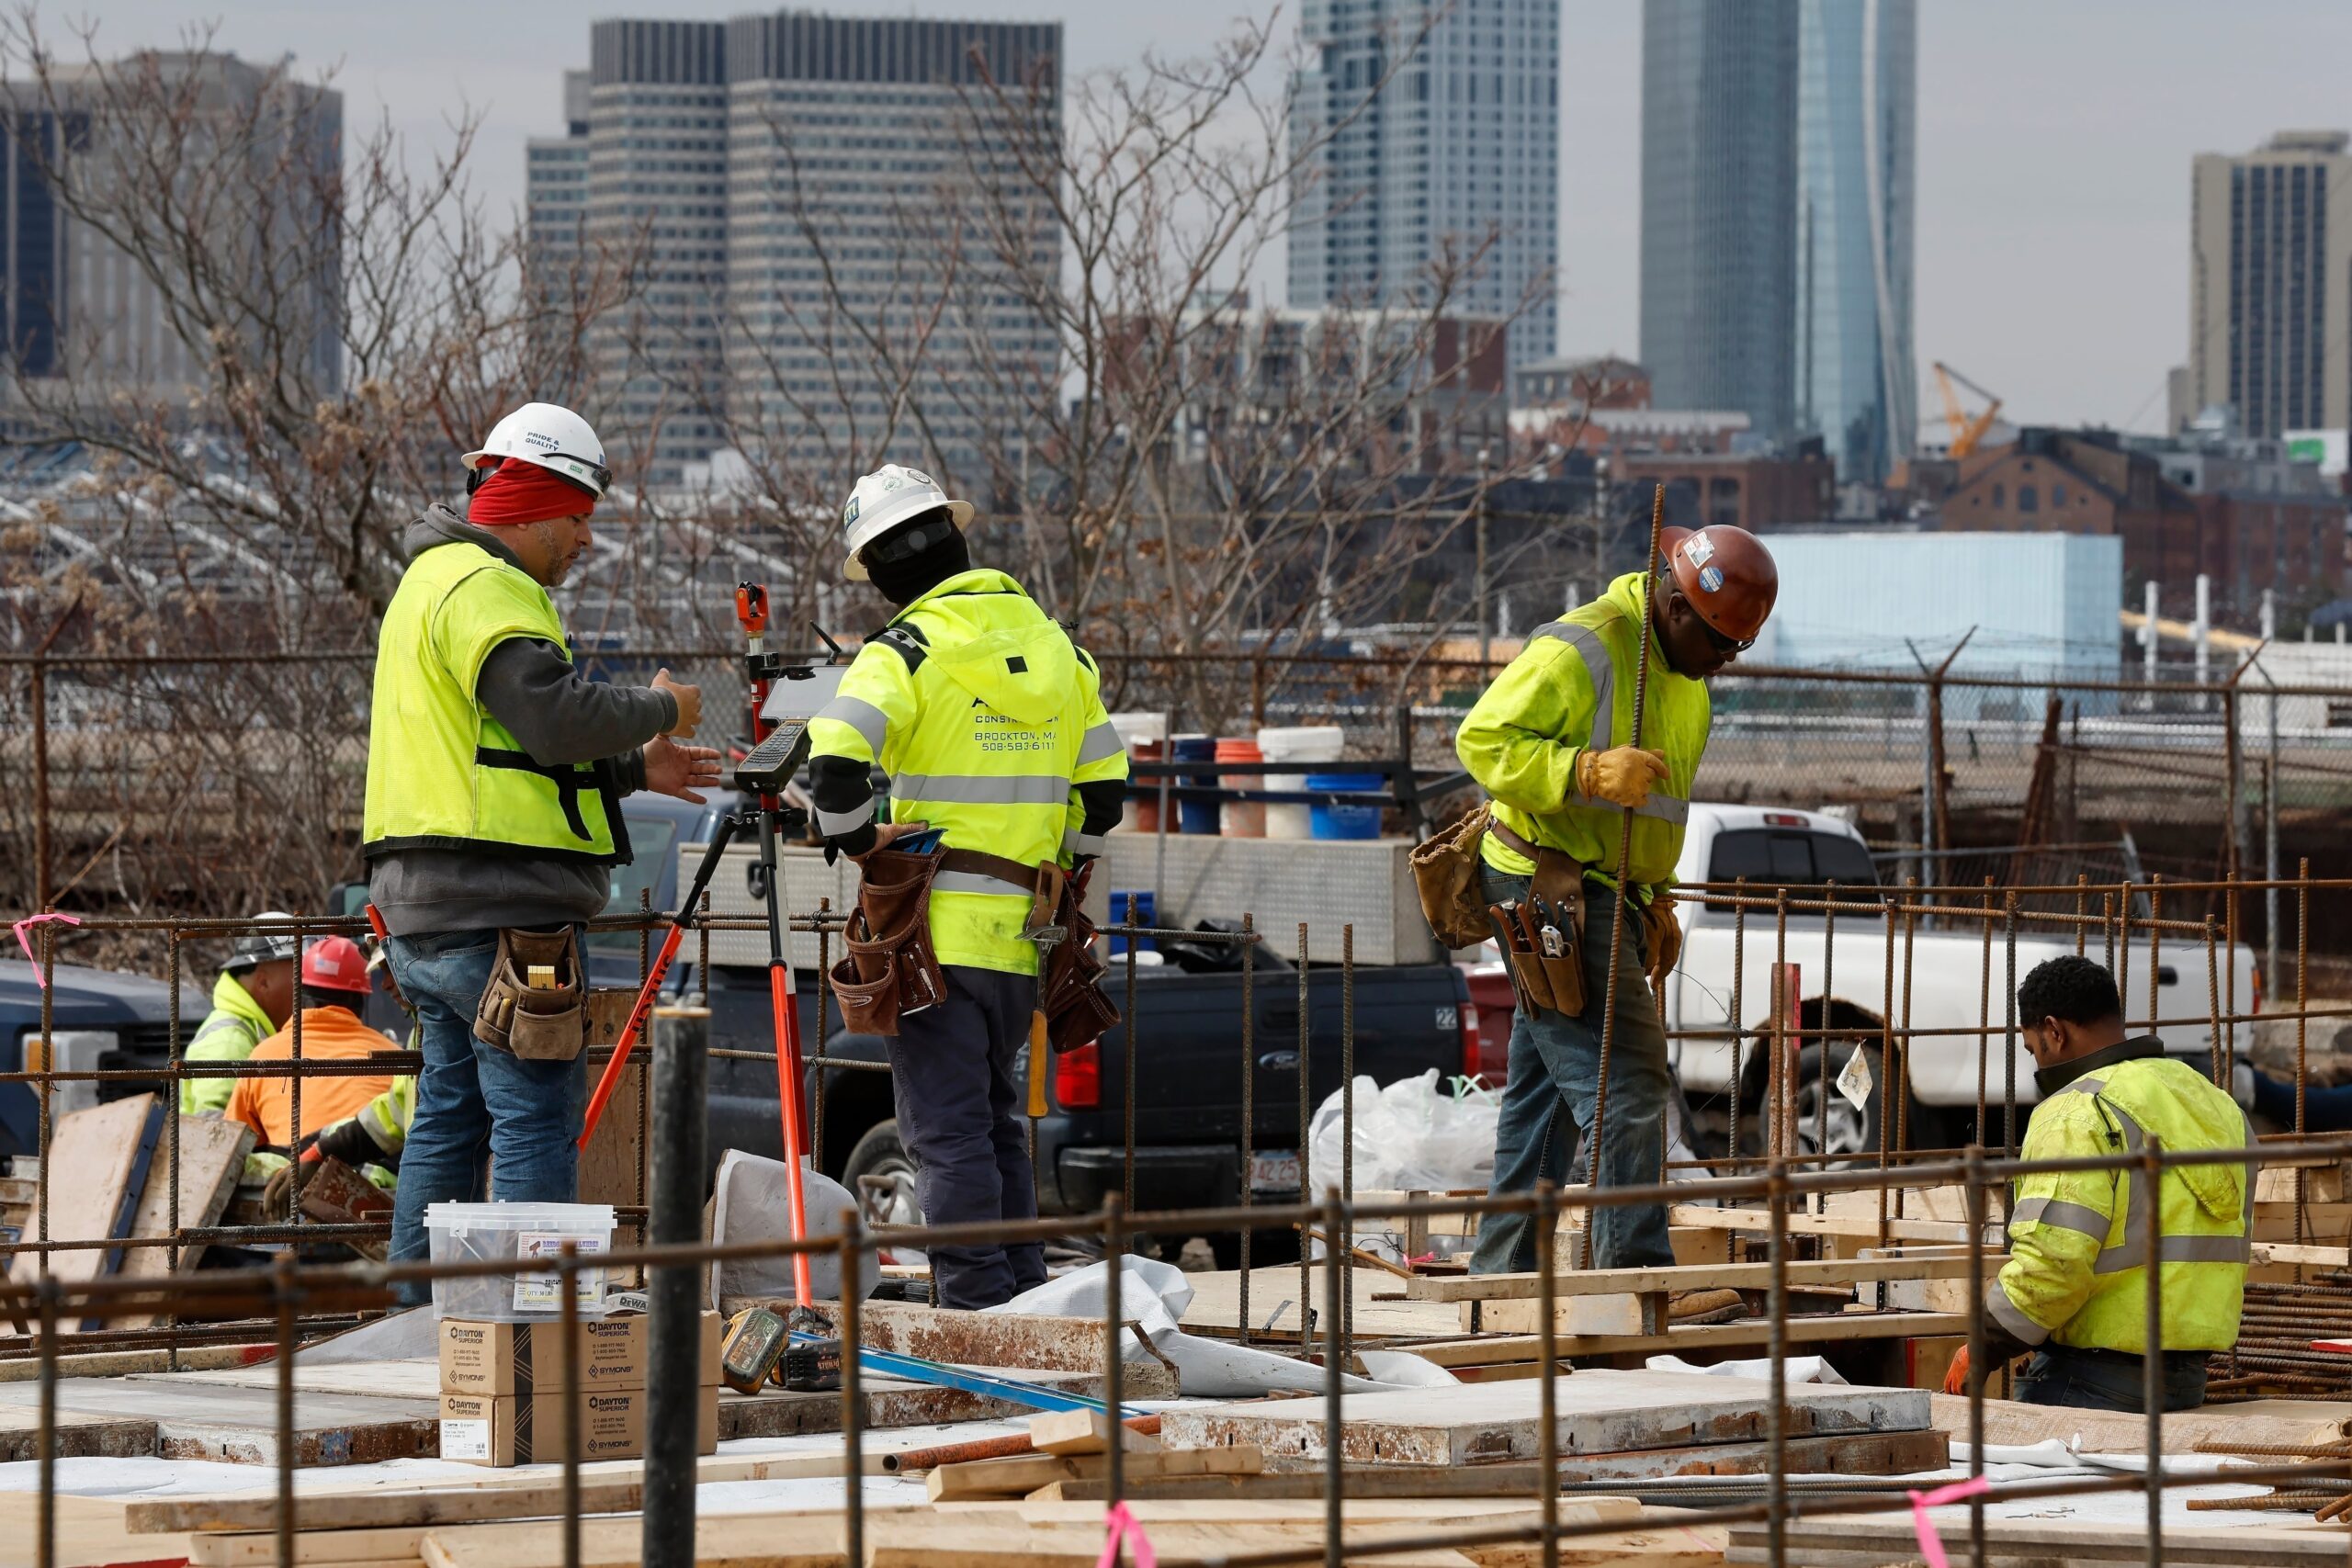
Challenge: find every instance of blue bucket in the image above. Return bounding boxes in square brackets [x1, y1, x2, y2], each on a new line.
[1109, 889, 1155, 955]
[1170, 735, 1219, 835]
[1306, 773, 1383, 840]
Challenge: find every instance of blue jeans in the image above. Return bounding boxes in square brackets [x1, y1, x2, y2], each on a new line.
[1470, 866, 1676, 1275]
[2014, 1346, 2208, 1413]
[386, 929, 588, 1305]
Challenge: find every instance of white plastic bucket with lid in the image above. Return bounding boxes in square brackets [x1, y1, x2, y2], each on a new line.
[424, 1201, 616, 1320]
[1107, 714, 1165, 829]
[1257, 726, 1347, 840]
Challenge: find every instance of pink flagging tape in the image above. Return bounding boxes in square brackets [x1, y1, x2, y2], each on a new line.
[1907, 1474, 1995, 1568]
[10, 912, 80, 984]
[1097, 1500, 1159, 1568]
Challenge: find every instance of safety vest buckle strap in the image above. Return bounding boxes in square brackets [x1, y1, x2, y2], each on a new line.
[475, 746, 598, 841]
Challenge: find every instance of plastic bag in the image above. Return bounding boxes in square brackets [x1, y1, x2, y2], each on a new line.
[1306, 1068, 1499, 1196]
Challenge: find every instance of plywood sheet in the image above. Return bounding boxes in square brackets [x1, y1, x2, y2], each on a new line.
[1159, 1367, 1929, 1466]
[29, 1094, 152, 1290]
[1174, 1264, 1463, 1338]
[118, 1113, 256, 1326]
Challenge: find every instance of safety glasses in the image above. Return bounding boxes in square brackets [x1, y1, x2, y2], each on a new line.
[1676, 592, 1755, 655]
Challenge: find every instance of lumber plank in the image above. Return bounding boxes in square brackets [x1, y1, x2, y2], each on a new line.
[187, 1521, 434, 1565]
[1927, 1392, 2352, 1452]
[1412, 1307, 1970, 1354]
[129, 1450, 898, 1535]
[1405, 1253, 2004, 1303]
[864, 1516, 1481, 1568]
[422, 1511, 854, 1568]
[117, 1113, 254, 1325]
[1026, 1408, 1160, 1456]
[1725, 1516, 2352, 1566]
[1667, 1202, 1984, 1244]
[28, 1095, 151, 1293]
[927, 1443, 1264, 1502]
[1046, 1471, 1654, 1504]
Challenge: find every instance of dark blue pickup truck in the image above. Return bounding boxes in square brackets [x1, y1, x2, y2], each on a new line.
[603, 791, 1471, 1256]
[0, 961, 204, 1158]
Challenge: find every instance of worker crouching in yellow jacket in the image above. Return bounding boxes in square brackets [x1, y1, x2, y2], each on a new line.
[1958, 954, 2252, 1413]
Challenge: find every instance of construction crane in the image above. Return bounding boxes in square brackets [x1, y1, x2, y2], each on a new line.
[1931, 361, 2003, 458]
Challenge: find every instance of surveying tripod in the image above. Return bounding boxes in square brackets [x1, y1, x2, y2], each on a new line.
[578, 582, 845, 1306]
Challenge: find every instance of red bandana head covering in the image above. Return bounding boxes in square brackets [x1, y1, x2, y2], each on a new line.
[468, 458, 598, 526]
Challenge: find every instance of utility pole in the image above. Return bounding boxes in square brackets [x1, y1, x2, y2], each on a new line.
[1476, 446, 1492, 671]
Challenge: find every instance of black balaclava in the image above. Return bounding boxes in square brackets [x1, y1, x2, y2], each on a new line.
[865, 509, 972, 607]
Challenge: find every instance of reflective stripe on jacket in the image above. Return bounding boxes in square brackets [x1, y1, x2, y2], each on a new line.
[362, 540, 626, 864]
[805, 569, 1127, 975]
[1454, 570, 1710, 896]
[1990, 1041, 2253, 1356]
[180, 971, 276, 1116]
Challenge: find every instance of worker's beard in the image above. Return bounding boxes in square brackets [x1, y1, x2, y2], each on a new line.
[867, 525, 971, 606]
[526, 519, 586, 586]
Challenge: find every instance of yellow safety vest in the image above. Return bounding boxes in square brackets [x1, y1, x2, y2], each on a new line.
[180, 971, 276, 1117]
[805, 570, 1127, 975]
[1990, 1043, 2253, 1356]
[1454, 571, 1712, 896]
[362, 541, 626, 864]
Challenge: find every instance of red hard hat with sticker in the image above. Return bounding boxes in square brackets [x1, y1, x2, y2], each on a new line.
[301, 936, 374, 995]
[1658, 524, 1778, 643]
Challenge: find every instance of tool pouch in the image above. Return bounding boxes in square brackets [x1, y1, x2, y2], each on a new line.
[1496, 840, 1589, 1021]
[474, 926, 589, 1060]
[828, 849, 948, 1037]
[1041, 863, 1120, 1054]
[1410, 804, 1495, 951]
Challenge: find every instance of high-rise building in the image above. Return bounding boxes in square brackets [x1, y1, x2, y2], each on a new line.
[1286, 0, 1559, 369]
[2, 52, 342, 396]
[1639, 0, 1799, 441]
[2188, 130, 2352, 441]
[528, 12, 1061, 486]
[1793, 0, 1914, 485]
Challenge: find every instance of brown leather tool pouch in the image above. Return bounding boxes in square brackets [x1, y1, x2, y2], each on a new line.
[475, 927, 589, 1060]
[1487, 823, 1590, 1020]
[828, 849, 948, 1037]
[1410, 804, 1494, 950]
[1040, 863, 1120, 1053]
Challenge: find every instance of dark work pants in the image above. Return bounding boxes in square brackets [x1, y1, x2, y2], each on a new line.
[886, 964, 1048, 1309]
[2013, 1346, 2209, 1413]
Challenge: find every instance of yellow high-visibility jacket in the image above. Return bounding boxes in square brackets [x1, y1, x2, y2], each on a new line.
[805, 570, 1127, 975]
[1454, 571, 1710, 897]
[1990, 1038, 2253, 1356]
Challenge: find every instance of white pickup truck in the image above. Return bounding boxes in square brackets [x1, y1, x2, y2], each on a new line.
[1658, 804, 2257, 1156]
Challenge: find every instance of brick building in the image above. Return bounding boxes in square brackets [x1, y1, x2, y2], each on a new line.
[1615, 442, 1837, 530]
[1938, 428, 2344, 622]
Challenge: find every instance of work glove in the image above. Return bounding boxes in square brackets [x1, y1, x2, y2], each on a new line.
[1941, 1345, 1971, 1397]
[1642, 893, 1682, 992]
[1575, 746, 1669, 809]
[2232, 1060, 2257, 1111]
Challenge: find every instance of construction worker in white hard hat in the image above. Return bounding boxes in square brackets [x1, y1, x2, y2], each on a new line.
[363, 401, 721, 1303]
[181, 912, 300, 1116]
[805, 464, 1129, 1309]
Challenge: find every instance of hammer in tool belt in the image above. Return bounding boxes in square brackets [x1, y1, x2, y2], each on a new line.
[1020, 863, 1069, 1118]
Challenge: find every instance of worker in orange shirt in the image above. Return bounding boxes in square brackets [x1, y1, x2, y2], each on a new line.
[227, 937, 402, 1169]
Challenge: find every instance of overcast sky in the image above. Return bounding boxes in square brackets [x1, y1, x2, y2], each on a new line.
[47, 1, 2352, 434]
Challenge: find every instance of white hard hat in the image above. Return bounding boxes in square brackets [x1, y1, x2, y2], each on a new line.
[462, 401, 613, 500]
[840, 463, 972, 581]
[227, 911, 300, 972]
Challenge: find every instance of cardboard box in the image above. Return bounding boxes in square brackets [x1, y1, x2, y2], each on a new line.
[437, 1383, 718, 1467]
[439, 1311, 721, 1396]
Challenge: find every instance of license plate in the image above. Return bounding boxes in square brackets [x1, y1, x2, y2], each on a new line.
[1249, 1150, 1302, 1193]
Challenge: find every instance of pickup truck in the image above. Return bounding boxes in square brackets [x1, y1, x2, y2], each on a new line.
[1464, 802, 2258, 1160]
[0, 960, 203, 1159]
[585, 791, 1474, 1258]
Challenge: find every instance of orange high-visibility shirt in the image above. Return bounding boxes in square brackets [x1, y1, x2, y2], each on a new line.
[224, 1008, 400, 1148]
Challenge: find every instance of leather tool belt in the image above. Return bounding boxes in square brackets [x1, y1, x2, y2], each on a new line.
[475, 926, 590, 1060]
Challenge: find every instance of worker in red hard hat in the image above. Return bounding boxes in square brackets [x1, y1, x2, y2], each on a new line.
[1453, 513, 1778, 1312]
[226, 937, 406, 1168]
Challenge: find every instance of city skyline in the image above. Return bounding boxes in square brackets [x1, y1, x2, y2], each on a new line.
[29, 0, 2352, 435]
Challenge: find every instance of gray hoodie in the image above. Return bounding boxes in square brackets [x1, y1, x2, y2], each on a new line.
[367, 504, 680, 937]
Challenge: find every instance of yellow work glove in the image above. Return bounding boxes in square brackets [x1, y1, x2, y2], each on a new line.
[1643, 893, 1682, 991]
[1575, 745, 1669, 809]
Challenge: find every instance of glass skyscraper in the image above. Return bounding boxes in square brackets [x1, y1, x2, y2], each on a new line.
[1639, 0, 1799, 440]
[1794, 0, 1916, 484]
[1287, 0, 1560, 368]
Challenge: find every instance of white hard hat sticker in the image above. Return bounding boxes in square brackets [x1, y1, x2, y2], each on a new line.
[1683, 532, 1715, 567]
